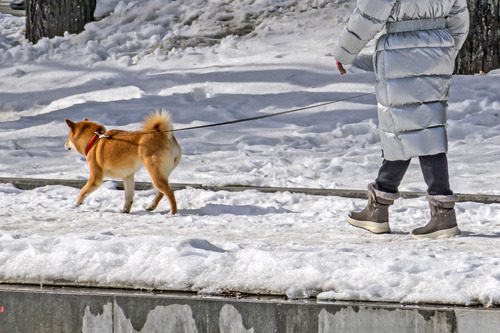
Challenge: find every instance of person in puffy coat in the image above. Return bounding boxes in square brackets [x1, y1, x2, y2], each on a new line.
[333, 0, 469, 239]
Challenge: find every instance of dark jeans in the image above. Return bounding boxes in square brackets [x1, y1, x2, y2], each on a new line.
[375, 153, 453, 196]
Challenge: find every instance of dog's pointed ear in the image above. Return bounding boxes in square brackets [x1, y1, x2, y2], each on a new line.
[65, 119, 75, 129]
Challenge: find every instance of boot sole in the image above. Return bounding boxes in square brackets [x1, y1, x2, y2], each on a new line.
[412, 226, 461, 240]
[347, 217, 391, 234]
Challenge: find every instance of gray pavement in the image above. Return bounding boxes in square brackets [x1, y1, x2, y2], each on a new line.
[0, 0, 24, 16]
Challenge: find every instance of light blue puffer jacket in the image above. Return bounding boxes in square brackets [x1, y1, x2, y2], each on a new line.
[334, 0, 469, 161]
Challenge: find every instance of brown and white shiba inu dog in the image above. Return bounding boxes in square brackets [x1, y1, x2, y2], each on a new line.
[64, 111, 181, 214]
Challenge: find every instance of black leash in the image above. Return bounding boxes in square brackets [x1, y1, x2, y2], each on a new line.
[170, 91, 374, 133]
[105, 92, 375, 138]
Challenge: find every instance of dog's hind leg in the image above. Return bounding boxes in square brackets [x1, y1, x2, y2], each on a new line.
[162, 182, 177, 215]
[151, 178, 176, 215]
[121, 175, 135, 214]
[144, 159, 177, 215]
[146, 191, 164, 211]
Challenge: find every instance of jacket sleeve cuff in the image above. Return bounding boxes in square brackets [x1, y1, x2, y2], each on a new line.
[332, 45, 356, 65]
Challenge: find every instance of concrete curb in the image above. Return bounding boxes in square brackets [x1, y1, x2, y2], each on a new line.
[1, 176, 500, 203]
[0, 284, 499, 333]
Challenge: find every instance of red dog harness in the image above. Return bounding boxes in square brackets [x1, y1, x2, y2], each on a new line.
[85, 131, 110, 155]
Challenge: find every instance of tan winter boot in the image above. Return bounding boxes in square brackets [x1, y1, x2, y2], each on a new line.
[347, 183, 399, 234]
[412, 195, 461, 240]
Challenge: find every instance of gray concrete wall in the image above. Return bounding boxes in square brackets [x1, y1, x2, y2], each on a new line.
[1, 284, 499, 333]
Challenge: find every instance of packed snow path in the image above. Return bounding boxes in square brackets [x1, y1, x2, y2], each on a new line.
[1, 183, 500, 306]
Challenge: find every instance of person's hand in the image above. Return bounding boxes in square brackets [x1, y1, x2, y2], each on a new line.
[336, 60, 346, 75]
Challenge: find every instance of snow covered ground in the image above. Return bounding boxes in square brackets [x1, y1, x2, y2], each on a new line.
[0, 0, 499, 306]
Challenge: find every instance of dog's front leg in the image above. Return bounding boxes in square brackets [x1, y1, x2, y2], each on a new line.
[76, 173, 103, 206]
[121, 175, 135, 214]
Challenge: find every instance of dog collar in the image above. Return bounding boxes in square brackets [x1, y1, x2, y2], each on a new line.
[85, 131, 109, 155]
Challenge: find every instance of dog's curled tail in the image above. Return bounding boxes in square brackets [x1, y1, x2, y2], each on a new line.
[143, 109, 174, 138]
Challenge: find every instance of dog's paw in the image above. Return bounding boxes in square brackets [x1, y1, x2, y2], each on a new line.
[120, 208, 131, 214]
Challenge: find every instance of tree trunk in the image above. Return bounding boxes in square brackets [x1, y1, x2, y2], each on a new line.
[455, 0, 499, 74]
[26, 0, 96, 44]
